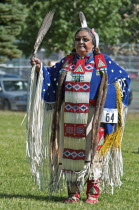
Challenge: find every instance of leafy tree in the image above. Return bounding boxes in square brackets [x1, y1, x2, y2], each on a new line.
[120, 0, 139, 44]
[47, 0, 126, 52]
[18, 1, 49, 57]
[18, 0, 139, 57]
[0, 0, 27, 63]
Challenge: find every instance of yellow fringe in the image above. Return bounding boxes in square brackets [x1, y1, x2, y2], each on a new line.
[99, 82, 123, 156]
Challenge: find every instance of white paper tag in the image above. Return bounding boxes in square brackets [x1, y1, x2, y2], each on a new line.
[101, 108, 118, 123]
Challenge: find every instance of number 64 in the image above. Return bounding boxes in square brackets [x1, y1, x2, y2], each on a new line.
[106, 113, 114, 122]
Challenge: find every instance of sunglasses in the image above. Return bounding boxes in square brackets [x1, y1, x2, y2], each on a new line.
[75, 37, 92, 42]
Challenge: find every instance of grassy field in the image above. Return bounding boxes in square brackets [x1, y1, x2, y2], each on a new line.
[0, 111, 139, 210]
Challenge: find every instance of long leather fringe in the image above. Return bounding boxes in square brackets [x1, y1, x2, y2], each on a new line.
[91, 71, 108, 162]
[49, 71, 67, 192]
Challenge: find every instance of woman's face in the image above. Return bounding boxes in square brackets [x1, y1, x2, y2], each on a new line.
[75, 30, 94, 57]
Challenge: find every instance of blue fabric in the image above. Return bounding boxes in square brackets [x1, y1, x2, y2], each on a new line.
[42, 58, 65, 102]
[41, 54, 130, 134]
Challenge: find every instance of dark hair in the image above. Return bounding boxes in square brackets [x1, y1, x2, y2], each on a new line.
[72, 27, 100, 55]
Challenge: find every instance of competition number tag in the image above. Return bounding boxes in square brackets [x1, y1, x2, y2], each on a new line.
[101, 108, 118, 123]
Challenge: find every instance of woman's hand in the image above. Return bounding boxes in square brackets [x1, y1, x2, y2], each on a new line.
[30, 57, 41, 72]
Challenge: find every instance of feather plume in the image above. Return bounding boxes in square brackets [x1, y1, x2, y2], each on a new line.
[79, 12, 88, 28]
[94, 31, 99, 48]
[33, 10, 55, 55]
[92, 28, 99, 48]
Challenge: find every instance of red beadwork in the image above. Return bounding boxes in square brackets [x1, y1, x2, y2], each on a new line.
[65, 81, 90, 92]
[64, 102, 89, 113]
[63, 148, 85, 160]
[64, 123, 86, 137]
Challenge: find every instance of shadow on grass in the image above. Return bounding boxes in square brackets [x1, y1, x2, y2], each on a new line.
[0, 193, 65, 203]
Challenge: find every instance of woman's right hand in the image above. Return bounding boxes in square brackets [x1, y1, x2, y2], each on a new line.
[30, 57, 41, 72]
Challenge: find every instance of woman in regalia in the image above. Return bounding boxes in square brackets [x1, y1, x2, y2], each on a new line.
[28, 12, 130, 204]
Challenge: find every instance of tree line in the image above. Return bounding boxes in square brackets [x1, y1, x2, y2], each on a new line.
[0, 0, 139, 63]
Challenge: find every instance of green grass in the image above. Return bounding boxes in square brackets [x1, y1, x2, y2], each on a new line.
[0, 111, 139, 210]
